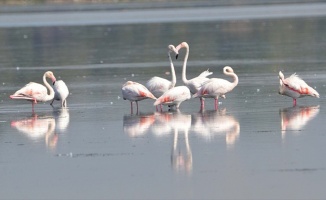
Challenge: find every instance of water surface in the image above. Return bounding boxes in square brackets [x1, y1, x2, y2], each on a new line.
[1, 3, 326, 199]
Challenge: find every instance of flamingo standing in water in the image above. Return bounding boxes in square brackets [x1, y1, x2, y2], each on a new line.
[122, 81, 156, 114]
[146, 44, 179, 111]
[175, 42, 212, 108]
[154, 86, 191, 109]
[10, 71, 57, 112]
[278, 71, 319, 106]
[193, 66, 238, 110]
[50, 80, 69, 108]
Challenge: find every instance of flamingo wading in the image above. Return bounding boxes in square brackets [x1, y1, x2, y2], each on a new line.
[154, 86, 191, 109]
[175, 42, 212, 108]
[278, 71, 319, 106]
[193, 66, 238, 110]
[122, 81, 156, 114]
[10, 71, 57, 112]
[51, 80, 69, 108]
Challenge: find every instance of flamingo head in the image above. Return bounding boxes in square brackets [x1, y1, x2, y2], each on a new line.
[278, 71, 285, 81]
[175, 42, 189, 59]
[223, 66, 234, 74]
[168, 44, 179, 59]
[45, 71, 56, 84]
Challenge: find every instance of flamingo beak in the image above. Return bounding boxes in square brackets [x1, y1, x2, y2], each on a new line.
[176, 54, 179, 59]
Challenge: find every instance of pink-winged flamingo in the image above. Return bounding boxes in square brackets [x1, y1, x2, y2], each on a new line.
[193, 66, 238, 110]
[278, 71, 319, 106]
[153, 86, 191, 109]
[122, 81, 156, 114]
[10, 71, 57, 112]
[51, 80, 69, 108]
[146, 44, 179, 111]
[175, 42, 212, 108]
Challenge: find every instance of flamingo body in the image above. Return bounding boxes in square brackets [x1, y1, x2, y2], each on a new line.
[51, 80, 69, 107]
[154, 86, 191, 109]
[10, 71, 56, 111]
[122, 81, 156, 113]
[193, 66, 238, 110]
[278, 71, 319, 106]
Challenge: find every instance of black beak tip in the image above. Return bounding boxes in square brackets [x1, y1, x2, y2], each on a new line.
[53, 81, 56, 86]
[176, 54, 179, 59]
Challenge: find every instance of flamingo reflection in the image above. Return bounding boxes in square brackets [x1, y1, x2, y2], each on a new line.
[280, 105, 319, 139]
[192, 109, 240, 147]
[52, 108, 70, 133]
[154, 111, 193, 174]
[11, 113, 58, 149]
[123, 113, 156, 137]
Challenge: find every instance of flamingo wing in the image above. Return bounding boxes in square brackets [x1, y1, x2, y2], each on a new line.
[146, 76, 172, 98]
[11, 82, 48, 102]
[122, 81, 156, 101]
[285, 74, 315, 95]
[154, 86, 191, 106]
[198, 69, 213, 78]
[53, 80, 69, 101]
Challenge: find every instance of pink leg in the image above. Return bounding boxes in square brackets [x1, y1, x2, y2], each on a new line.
[200, 97, 205, 110]
[130, 102, 133, 114]
[160, 104, 163, 112]
[293, 98, 297, 106]
[136, 101, 139, 114]
[214, 98, 219, 110]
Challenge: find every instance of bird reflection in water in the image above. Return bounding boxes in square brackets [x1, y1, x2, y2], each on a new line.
[192, 108, 240, 148]
[123, 113, 156, 137]
[11, 113, 57, 149]
[280, 105, 319, 139]
[154, 111, 193, 174]
[11, 108, 70, 150]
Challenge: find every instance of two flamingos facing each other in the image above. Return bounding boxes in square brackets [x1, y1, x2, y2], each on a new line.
[175, 42, 213, 109]
[122, 81, 156, 114]
[193, 66, 238, 110]
[10, 71, 57, 112]
[278, 71, 319, 106]
[146, 44, 179, 111]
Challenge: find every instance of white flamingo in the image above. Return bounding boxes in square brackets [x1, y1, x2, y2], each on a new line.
[154, 86, 191, 109]
[146, 44, 179, 98]
[278, 71, 319, 106]
[10, 71, 56, 112]
[122, 81, 156, 114]
[175, 42, 212, 108]
[193, 66, 238, 110]
[51, 80, 69, 108]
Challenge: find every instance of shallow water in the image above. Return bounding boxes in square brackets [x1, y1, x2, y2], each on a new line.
[1, 2, 326, 199]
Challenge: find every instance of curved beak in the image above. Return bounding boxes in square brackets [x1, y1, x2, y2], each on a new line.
[176, 54, 179, 59]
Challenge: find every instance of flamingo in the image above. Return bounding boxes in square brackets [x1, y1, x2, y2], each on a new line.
[278, 71, 319, 106]
[175, 42, 212, 108]
[193, 66, 238, 110]
[153, 86, 191, 109]
[146, 44, 179, 98]
[50, 80, 69, 108]
[10, 71, 56, 112]
[122, 81, 156, 114]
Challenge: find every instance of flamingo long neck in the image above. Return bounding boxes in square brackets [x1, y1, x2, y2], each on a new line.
[168, 51, 176, 88]
[224, 69, 238, 89]
[43, 74, 55, 101]
[181, 45, 189, 84]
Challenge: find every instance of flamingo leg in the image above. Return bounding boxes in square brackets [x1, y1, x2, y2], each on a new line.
[160, 104, 163, 112]
[130, 101, 133, 114]
[214, 98, 219, 110]
[293, 98, 297, 106]
[200, 97, 205, 110]
[136, 101, 139, 114]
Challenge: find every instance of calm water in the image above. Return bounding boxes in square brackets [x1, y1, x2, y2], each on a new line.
[1, 2, 326, 199]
